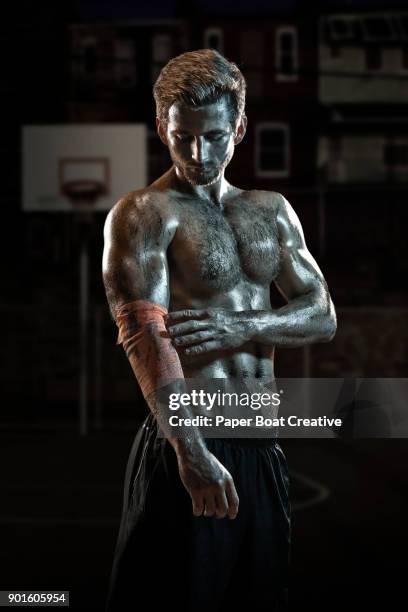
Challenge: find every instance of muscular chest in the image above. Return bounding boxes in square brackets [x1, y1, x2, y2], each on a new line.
[169, 199, 281, 291]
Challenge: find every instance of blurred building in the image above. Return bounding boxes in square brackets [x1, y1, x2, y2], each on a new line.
[66, 19, 189, 178]
[66, 12, 320, 193]
[189, 14, 319, 193]
[316, 9, 408, 307]
[318, 11, 408, 183]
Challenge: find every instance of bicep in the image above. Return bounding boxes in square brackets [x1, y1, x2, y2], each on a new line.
[102, 203, 170, 320]
[273, 195, 328, 302]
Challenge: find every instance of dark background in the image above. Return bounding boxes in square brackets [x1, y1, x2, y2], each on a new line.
[0, 1, 407, 610]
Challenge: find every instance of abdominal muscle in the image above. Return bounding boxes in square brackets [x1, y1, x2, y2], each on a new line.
[178, 340, 275, 380]
[178, 344, 277, 435]
[180, 349, 274, 380]
[168, 276, 276, 381]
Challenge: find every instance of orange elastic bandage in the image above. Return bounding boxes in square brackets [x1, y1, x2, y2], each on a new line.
[115, 299, 184, 399]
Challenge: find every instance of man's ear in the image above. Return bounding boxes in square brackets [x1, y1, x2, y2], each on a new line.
[156, 117, 168, 145]
[234, 114, 247, 146]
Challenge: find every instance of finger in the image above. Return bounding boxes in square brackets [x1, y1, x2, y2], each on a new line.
[192, 494, 205, 517]
[167, 320, 208, 337]
[214, 489, 229, 519]
[184, 340, 220, 355]
[203, 497, 216, 518]
[173, 330, 215, 347]
[225, 479, 240, 519]
[165, 309, 207, 323]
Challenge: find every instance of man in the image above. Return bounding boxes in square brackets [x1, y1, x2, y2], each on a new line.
[103, 49, 336, 611]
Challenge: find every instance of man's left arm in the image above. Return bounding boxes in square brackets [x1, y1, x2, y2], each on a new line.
[165, 194, 336, 353]
[249, 192, 337, 347]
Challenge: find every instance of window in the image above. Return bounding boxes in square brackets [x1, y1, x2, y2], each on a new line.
[401, 45, 408, 71]
[397, 15, 408, 40]
[72, 36, 97, 77]
[327, 16, 355, 42]
[241, 30, 263, 98]
[384, 142, 408, 166]
[115, 39, 136, 87]
[384, 139, 408, 181]
[329, 44, 342, 59]
[152, 34, 172, 63]
[327, 136, 345, 181]
[365, 46, 382, 71]
[362, 16, 396, 42]
[204, 28, 224, 53]
[152, 34, 173, 83]
[255, 123, 290, 178]
[275, 27, 298, 81]
[83, 44, 97, 74]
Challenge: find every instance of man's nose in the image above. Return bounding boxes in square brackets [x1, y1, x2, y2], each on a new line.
[191, 137, 209, 163]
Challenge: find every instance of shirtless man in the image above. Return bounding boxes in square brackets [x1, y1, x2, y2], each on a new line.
[103, 49, 336, 612]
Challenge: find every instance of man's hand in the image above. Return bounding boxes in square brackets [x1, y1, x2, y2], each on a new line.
[176, 447, 239, 519]
[165, 308, 257, 355]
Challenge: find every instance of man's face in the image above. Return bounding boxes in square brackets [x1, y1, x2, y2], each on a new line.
[159, 97, 244, 186]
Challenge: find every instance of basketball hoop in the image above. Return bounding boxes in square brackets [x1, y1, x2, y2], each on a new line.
[62, 179, 106, 210]
[58, 156, 110, 212]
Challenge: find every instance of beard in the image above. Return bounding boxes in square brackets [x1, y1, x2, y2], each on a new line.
[184, 166, 220, 186]
[171, 148, 234, 186]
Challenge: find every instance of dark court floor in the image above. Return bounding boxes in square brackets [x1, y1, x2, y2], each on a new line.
[0, 421, 407, 611]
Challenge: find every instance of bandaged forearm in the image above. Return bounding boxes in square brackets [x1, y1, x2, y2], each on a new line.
[115, 299, 207, 457]
[115, 299, 184, 398]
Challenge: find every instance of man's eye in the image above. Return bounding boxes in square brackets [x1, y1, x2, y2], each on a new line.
[209, 133, 229, 142]
[175, 133, 225, 143]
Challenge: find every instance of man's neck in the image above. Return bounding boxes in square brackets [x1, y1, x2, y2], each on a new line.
[171, 166, 231, 208]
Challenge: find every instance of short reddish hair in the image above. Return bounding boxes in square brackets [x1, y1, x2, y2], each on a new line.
[153, 49, 246, 129]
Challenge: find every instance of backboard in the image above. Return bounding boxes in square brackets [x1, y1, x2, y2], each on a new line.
[22, 124, 147, 211]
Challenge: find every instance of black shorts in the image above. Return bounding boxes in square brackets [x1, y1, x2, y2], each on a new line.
[106, 412, 291, 612]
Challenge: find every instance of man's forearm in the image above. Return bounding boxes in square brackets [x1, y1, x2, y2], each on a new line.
[246, 291, 337, 348]
[115, 299, 208, 459]
[147, 382, 209, 460]
[127, 342, 209, 460]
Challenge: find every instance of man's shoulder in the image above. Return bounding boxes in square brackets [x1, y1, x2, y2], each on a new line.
[105, 187, 172, 231]
[239, 189, 301, 238]
[241, 189, 286, 212]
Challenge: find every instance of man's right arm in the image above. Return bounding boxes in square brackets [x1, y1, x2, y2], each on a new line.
[102, 193, 239, 519]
